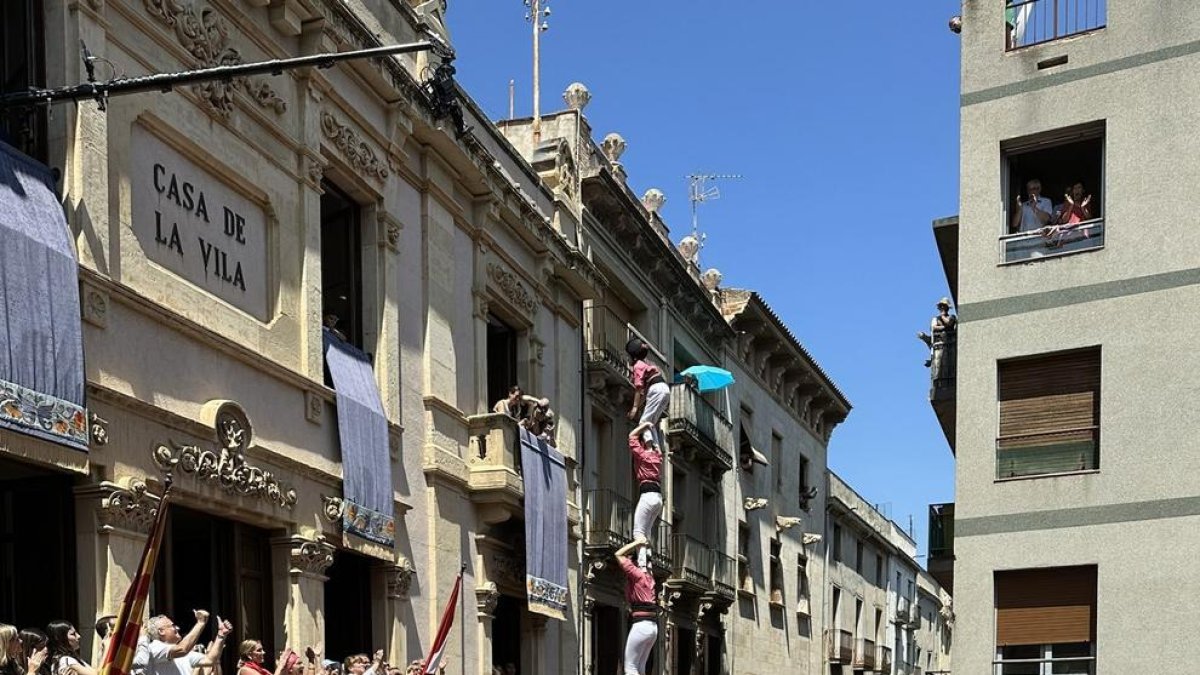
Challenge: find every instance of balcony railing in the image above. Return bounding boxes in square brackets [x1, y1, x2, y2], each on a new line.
[583, 304, 634, 382]
[853, 638, 876, 670]
[896, 594, 914, 624]
[929, 503, 955, 558]
[1006, 0, 1105, 50]
[670, 533, 714, 589]
[1001, 218, 1104, 263]
[666, 383, 734, 471]
[585, 488, 633, 549]
[878, 645, 893, 674]
[823, 629, 853, 664]
[996, 426, 1098, 478]
[711, 550, 737, 601]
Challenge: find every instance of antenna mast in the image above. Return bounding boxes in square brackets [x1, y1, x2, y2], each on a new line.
[524, 0, 551, 142]
[687, 173, 742, 247]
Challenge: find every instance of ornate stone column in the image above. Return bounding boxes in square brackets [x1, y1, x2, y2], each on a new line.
[474, 582, 499, 675]
[380, 556, 416, 665]
[75, 479, 162, 663]
[271, 535, 335, 650]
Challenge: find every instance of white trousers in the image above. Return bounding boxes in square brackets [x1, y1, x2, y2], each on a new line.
[638, 382, 671, 449]
[632, 490, 663, 542]
[623, 619, 658, 675]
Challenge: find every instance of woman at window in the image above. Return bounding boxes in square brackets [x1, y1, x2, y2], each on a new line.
[1056, 182, 1095, 225]
[45, 622, 95, 675]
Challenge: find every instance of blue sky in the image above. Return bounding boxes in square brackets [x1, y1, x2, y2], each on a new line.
[449, 2, 962, 557]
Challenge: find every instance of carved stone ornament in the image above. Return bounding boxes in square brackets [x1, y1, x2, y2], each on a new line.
[585, 557, 606, 581]
[386, 556, 417, 599]
[152, 402, 297, 508]
[701, 268, 723, 292]
[142, 0, 287, 118]
[320, 111, 389, 181]
[743, 497, 768, 511]
[96, 479, 160, 534]
[486, 263, 538, 316]
[600, 133, 626, 163]
[305, 391, 323, 425]
[487, 549, 525, 589]
[287, 536, 335, 577]
[90, 413, 110, 446]
[321, 495, 345, 522]
[677, 235, 700, 264]
[562, 82, 591, 111]
[82, 285, 109, 328]
[642, 188, 665, 214]
[476, 581, 500, 616]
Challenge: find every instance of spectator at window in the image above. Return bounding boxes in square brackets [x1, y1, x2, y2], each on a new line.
[1055, 182, 1095, 225]
[492, 386, 546, 423]
[133, 612, 231, 675]
[1010, 179, 1054, 233]
[527, 400, 557, 443]
[46, 622, 94, 675]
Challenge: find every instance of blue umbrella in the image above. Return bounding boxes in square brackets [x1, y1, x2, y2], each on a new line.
[680, 365, 736, 392]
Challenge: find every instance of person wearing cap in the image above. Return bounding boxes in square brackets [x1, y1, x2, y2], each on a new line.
[625, 338, 669, 451]
[918, 298, 957, 382]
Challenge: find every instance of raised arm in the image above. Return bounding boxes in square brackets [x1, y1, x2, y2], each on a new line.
[169, 611, 211, 659]
[198, 618, 232, 667]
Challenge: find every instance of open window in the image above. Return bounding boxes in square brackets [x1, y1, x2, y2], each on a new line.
[321, 182, 364, 349]
[1002, 122, 1105, 263]
[737, 521, 752, 594]
[0, 0, 47, 162]
[768, 537, 784, 606]
[486, 313, 519, 411]
[997, 346, 1100, 479]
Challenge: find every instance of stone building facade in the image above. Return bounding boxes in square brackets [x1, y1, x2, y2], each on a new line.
[1, 1, 597, 674]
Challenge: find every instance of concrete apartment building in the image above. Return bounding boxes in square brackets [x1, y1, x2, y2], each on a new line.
[928, 1, 1198, 673]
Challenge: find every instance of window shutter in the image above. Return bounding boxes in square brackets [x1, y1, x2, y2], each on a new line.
[997, 348, 1100, 476]
[995, 566, 1097, 646]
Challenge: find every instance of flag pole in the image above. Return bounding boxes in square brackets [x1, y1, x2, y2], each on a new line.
[459, 560, 466, 675]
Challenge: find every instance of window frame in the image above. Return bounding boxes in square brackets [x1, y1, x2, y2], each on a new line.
[995, 346, 1102, 481]
[998, 121, 1107, 266]
[319, 180, 366, 350]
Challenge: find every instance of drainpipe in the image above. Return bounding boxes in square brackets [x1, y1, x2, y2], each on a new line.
[821, 472, 833, 675]
[578, 308, 588, 675]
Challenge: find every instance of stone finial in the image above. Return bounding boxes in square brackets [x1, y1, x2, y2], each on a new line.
[743, 497, 768, 511]
[386, 556, 416, 599]
[476, 581, 500, 616]
[701, 268, 723, 291]
[601, 133, 626, 163]
[563, 82, 591, 111]
[677, 235, 700, 263]
[776, 516, 803, 532]
[642, 188, 665, 214]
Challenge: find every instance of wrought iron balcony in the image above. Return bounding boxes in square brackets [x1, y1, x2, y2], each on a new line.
[853, 638, 876, 671]
[666, 384, 734, 474]
[583, 304, 633, 385]
[823, 629, 853, 664]
[669, 533, 713, 591]
[1005, 0, 1106, 51]
[584, 488, 632, 550]
[710, 550, 737, 601]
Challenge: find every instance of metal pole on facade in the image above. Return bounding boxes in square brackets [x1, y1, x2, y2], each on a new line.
[531, 0, 541, 143]
[460, 560, 467, 675]
[0, 41, 440, 109]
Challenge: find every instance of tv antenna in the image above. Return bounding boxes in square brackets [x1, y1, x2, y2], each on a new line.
[687, 173, 741, 246]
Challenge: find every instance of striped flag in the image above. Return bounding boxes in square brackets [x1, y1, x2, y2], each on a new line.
[99, 478, 173, 675]
[421, 567, 464, 675]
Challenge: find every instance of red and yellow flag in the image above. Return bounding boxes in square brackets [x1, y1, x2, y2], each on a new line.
[98, 478, 173, 675]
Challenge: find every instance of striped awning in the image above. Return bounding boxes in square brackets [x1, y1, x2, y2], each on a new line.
[0, 141, 87, 450]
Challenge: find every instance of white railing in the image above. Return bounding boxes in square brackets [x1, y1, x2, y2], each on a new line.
[1000, 218, 1104, 263]
[1006, 0, 1106, 50]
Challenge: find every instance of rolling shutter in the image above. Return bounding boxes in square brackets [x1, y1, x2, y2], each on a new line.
[996, 566, 1097, 646]
[997, 348, 1100, 476]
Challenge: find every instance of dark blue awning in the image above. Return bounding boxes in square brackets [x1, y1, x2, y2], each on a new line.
[323, 328, 394, 547]
[0, 141, 87, 450]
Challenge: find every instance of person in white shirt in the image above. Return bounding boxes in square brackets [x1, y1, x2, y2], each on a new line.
[133, 611, 232, 675]
[1010, 179, 1054, 233]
